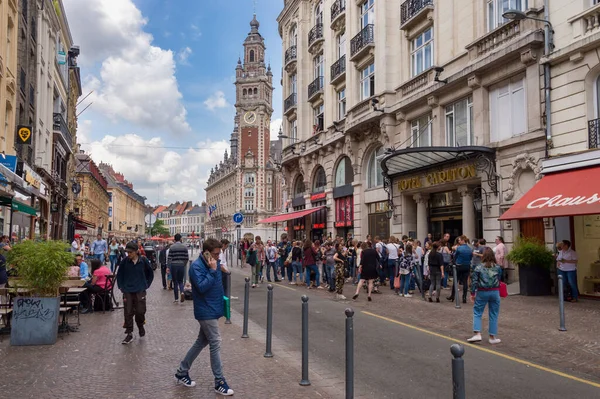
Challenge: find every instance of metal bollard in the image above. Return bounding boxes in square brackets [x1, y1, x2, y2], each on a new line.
[264, 284, 274, 358]
[453, 265, 461, 309]
[225, 273, 232, 325]
[299, 295, 311, 386]
[345, 308, 354, 399]
[242, 277, 250, 338]
[450, 344, 466, 399]
[558, 275, 567, 332]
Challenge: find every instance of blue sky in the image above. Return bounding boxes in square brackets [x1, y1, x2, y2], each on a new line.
[63, 0, 283, 205]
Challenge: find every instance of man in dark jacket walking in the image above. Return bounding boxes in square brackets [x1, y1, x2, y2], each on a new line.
[174, 238, 233, 396]
[116, 241, 154, 344]
[168, 234, 189, 303]
[159, 244, 168, 289]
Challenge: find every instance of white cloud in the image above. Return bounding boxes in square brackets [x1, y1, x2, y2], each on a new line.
[79, 121, 229, 204]
[64, 0, 190, 134]
[270, 118, 282, 140]
[203, 91, 230, 111]
[177, 47, 193, 65]
[190, 24, 202, 40]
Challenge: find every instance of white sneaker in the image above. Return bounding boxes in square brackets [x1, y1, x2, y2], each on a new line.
[467, 334, 482, 343]
[336, 294, 347, 300]
[404, 294, 413, 298]
[489, 338, 501, 345]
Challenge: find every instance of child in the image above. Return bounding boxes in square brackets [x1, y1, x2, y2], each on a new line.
[167, 267, 173, 290]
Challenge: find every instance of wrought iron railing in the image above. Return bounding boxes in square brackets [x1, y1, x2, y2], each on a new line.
[284, 93, 297, 112]
[308, 76, 324, 99]
[53, 113, 73, 147]
[331, 55, 346, 82]
[285, 45, 297, 65]
[588, 118, 600, 149]
[401, 0, 433, 25]
[350, 24, 374, 57]
[308, 23, 324, 47]
[331, 0, 346, 22]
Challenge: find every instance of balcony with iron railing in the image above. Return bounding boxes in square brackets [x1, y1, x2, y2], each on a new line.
[308, 23, 324, 52]
[53, 113, 73, 153]
[589, 118, 600, 149]
[331, 0, 346, 29]
[284, 93, 297, 116]
[330, 54, 346, 85]
[350, 24, 375, 62]
[400, 0, 434, 29]
[308, 76, 324, 102]
[284, 45, 297, 70]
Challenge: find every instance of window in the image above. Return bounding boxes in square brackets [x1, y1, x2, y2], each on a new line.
[337, 31, 346, 58]
[313, 167, 327, 193]
[360, 63, 375, 100]
[290, 24, 297, 46]
[360, 0, 375, 29]
[244, 188, 255, 197]
[314, 104, 324, 133]
[337, 88, 347, 120]
[108, 192, 113, 202]
[254, 88, 258, 96]
[268, 201, 272, 211]
[245, 200, 254, 211]
[315, 1, 323, 25]
[367, 147, 384, 188]
[412, 28, 433, 77]
[249, 50, 255, 62]
[446, 96, 474, 146]
[267, 189, 272, 198]
[489, 77, 526, 142]
[313, 54, 324, 79]
[290, 119, 298, 141]
[290, 73, 297, 94]
[243, 88, 247, 97]
[244, 173, 255, 183]
[487, 0, 528, 31]
[335, 157, 354, 187]
[108, 207, 113, 217]
[267, 174, 272, 184]
[294, 176, 306, 197]
[411, 114, 432, 147]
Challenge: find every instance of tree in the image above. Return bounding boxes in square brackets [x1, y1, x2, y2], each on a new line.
[150, 219, 170, 236]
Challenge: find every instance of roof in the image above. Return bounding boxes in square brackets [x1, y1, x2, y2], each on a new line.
[187, 205, 205, 215]
[153, 205, 167, 215]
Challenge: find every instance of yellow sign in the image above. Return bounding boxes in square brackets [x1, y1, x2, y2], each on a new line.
[24, 171, 41, 190]
[398, 164, 477, 191]
[17, 126, 32, 144]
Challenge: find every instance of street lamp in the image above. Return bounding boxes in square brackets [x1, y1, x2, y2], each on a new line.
[472, 187, 491, 213]
[502, 9, 554, 53]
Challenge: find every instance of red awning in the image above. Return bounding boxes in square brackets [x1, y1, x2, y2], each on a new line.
[73, 216, 96, 229]
[257, 207, 325, 224]
[499, 166, 600, 220]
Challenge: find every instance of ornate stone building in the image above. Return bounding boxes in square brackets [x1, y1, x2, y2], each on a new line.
[205, 14, 283, 241]
[73, 152, 109, 237]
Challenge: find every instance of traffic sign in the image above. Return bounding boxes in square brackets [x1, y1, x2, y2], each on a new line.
[222, 227, 228, 233]
[144, 214, 157, 226]
[232, 212, 244, 224]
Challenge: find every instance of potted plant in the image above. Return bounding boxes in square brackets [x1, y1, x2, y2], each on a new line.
[506, 236, 555, 296]
[7, 240, 74, 346]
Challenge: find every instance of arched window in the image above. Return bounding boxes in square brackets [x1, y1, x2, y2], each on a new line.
[335, 157, 353, 187]
[249, 50, 255, 62]
[254, 88, 258, 96]
[313, 166, 327, 193]
[294, 176, 305, 197]
[367, 147, 384, 188]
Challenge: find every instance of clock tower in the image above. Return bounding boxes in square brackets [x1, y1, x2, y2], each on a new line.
[233, 14, 274, 216]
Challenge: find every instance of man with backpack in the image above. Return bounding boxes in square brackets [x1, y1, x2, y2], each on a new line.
[265, 240, 279, 282]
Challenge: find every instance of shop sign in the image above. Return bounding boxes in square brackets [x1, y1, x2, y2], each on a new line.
[0, 155, 18, 186]
[293, 224, 305, 231]
[335, 197, 353, 228]
[16, 126, 32, 145]
[23, 165, 41, 190]
[527, 194, 600, 209]
[397, 164, 477, 191]
[313, 223, 325, 229]
[310, 192, 326, 202]
[57, 50, 67, 65]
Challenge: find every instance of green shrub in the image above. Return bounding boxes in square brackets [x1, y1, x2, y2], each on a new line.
[506, 236, 555, 270]
[7, 240, 74, 297]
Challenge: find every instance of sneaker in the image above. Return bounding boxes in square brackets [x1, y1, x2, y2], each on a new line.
[404, 294, 413, 298]
[173, 300, 179, 304]
[489, 338, 502, 345]
[175, 373, 196, 387]
[180, 293, 185, 303]
[336, 294, 347, 300]
[215, 379, 234, 396]
[122, 334, 134, 345]
[316, 286, 324, 289]
[288, 282, 294, 285]
[139, 326, 146, 337]
[467, 333, 482, 343]
[352, 293, 359, 300]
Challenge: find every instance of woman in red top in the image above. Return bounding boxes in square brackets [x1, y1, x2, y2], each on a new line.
[302, 239, 323, 289]
[81, 259, 113, 313]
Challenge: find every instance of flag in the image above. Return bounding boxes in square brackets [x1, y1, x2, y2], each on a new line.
[208, 204, 217, 217]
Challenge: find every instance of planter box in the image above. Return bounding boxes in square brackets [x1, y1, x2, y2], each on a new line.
[518, 265, 552, 296]
[10, 296, 61, 346]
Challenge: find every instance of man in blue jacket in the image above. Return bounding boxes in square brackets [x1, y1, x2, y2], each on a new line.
[174, 238, 234, 396]
[116, 241, 154, 344]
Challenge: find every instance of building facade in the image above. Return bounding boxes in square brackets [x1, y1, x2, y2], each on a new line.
[205, 14, 283, 241]
[73, 152, 109, 237]
[277, 0, 548, 263]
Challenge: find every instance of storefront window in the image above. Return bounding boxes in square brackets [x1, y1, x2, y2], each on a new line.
[335, 157, 353, 187]
[367, 147, 384, 188]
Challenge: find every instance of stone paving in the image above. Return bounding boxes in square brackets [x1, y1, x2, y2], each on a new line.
[0, 279, 344, 399]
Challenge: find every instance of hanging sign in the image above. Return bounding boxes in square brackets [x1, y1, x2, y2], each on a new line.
[57, 50, 67, 65]
[16, 126, 32, 145]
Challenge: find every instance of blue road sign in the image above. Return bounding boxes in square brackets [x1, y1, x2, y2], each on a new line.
[233, 212, 244, 224]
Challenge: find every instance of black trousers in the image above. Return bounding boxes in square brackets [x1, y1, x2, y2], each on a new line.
[123, 291, 147, 334]
[161, 263, 167, 288]
[80, 283, 103, 310]
[448, 265, 470, 301]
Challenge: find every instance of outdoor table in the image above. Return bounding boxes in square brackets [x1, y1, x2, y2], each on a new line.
[58, 284, 86, 333]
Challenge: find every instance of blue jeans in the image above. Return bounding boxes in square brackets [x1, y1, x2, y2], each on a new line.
[347, 257, 355, 279]
[266, 261, 278, 281]
[292, 261, 302, 283]
[387, 259, 397, 290]
[473, 290, 501, 336]
[305, 264, 320, 287]
[442, 263, 449, 288]
[109, 254, 117, 272]
[400, 273, 411, 295]
[177, 319, 223, 381]
[171, 264, 185, 301]
[94, 253, 105, 264]
[557, 269, 578, 300]
[326, 264, 335, 291]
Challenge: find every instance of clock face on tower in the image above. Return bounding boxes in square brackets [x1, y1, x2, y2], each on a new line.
[244, 111, 257, 124]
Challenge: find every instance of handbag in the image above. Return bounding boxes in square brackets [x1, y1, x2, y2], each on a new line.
[394, 275, 401, 289]
[499, 282, 508, 298]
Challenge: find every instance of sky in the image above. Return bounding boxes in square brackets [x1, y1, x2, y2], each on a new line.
[62, 0, 283, 206]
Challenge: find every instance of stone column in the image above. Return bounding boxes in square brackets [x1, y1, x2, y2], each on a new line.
[413, 193, 429, 242]
[458, 186, 476, 241]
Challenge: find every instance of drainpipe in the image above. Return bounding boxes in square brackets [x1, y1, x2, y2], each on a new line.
[544, 0, 552, 158]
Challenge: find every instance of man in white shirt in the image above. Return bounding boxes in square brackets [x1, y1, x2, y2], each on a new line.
[386, 238, 400, 291]
[556, 239, 579, 302]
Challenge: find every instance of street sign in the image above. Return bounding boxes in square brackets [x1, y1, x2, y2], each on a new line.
[232, 212, 244, 224]
[222, 227, 228, 233]
[144, 214, 157, 226]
